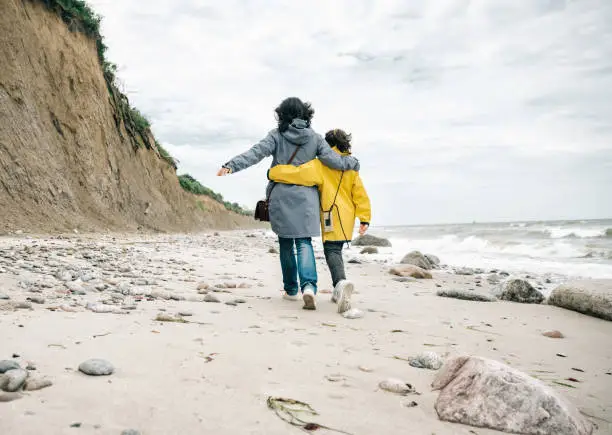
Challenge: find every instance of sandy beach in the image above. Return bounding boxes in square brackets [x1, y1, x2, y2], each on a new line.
[1, 230, 611, 435]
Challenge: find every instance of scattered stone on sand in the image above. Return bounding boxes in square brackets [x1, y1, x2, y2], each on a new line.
[178, 311, 193, 317]
[432, 356, 593, 435]
[234, 298, 247, 304]
[389, 265, 432, 279]
[379, 378, 415, 395]
[342, 308, 364, 319]
[204, 294, 220, 303]
[542, 330, 564, 339]
[14, 302, 33, 310]
[2, 369, 28, 392]
[268, 247, 278, 254]
[225, 301, 237, 306]
[26, 296, 45, 304]
[454, 267, 476, 276]
[24, 377, 53, 391]
[352, 234, 392, 247]
[0, 392, 22, 402]
[436, 289, 497, 302]
[409, 352, 444, 370]
[121, 430, 141, 435]
[348, 258, 362, 264]
[487, 273, 502, 285]
[548, 279, 612, 321]
[400, 251, 433, 270]
[0, 294, 9, 300]
[0, 360, 20, 374]
[392, 277, 417, 283]
[360, 247, 379, 255]
[155, 313, 187, 323]
[78, 359, 114, 376]
[424, 254, 441, 267]
[495, 278, 544, 304]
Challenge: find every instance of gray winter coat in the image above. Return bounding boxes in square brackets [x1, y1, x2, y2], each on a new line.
[224, 120, 360, 238]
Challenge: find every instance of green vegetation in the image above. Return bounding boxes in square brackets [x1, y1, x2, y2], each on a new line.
[178, 174, 251, 216]
[36, 0, 248, 216]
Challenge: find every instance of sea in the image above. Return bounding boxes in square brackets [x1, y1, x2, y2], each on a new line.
[364, 219, 612, 287]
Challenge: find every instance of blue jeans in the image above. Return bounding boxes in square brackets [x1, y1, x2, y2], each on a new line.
[278, 237, 317, 296]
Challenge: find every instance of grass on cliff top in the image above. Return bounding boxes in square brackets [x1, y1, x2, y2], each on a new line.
[178, 174, 251, 216]
[36, 0, 249, 216]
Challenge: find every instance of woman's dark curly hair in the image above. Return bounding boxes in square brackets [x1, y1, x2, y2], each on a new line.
[275, 97, 315, 132]
[325, 129, 352, 153]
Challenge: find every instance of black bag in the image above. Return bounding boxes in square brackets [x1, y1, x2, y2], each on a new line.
[254, 143, 300, 222]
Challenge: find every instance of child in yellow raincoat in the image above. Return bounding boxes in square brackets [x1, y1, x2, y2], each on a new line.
[268, 129, 371, 313]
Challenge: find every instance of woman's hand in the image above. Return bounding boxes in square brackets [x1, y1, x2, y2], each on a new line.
[217, 167, 231, 176]
[359, 223, 369, 236]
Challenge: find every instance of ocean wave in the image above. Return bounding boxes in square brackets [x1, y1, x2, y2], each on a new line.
[545, 226, 607, 239]
[389, 234, 587, 260]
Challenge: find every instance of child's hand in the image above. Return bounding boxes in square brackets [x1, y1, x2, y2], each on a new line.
[359, 223, 369, 236]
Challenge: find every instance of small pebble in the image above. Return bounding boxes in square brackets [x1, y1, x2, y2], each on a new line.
[342, 308, 364, 319]
[234, 299, 246, 304]
[0, 360, 20, 374]
[225, 301, 237, 306]
[0, 392, 22, 402]
[121, 430, 141, 435]
[24, 377, 52, 391]
[3, 369, 28, 392]
[27, 296, 45, 304]
[379, 378, 415, 395]
[409, 351, 444, 370]
[178, 311, 193, 317]
[78, 359, 114, 376]
[204, 294, 220, 303]
[542, 330, 564, 339]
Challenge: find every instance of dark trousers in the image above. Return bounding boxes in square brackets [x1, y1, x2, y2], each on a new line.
[323, 241, 346, 287]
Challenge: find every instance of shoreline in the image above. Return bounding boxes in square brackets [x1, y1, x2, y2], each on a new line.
[1, 230, 610, 434]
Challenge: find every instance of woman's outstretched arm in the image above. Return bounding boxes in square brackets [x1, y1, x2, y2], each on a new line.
[218, 131, 276, 175]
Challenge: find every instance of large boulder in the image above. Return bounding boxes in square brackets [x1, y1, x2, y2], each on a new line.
[432, 356, 593, 435]
[425, 254, 440, 267]
[389, 265, 432, 279]
[548, 279, 612, 321]
[495, 278, 544, 304]
[400, 251, 433, 269]
[352, 234, 391, 247]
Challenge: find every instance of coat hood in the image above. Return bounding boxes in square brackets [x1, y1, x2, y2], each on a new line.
[280, 118, 313, 145]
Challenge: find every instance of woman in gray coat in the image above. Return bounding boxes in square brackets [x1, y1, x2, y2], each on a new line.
[217, 97, 359, 310]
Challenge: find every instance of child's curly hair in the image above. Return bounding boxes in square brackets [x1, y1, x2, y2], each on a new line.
[325, 129, 352, 153]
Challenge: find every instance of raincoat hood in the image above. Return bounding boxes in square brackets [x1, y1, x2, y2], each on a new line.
[280, 118, 313, 145]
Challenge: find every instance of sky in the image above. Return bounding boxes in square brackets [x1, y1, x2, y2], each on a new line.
[88, 0, 612, 226]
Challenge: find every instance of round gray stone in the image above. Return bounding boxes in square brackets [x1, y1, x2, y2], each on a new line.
[3, 369, 28, 392]
[0, 360, 20, 374]
[78, 359, 114, 376]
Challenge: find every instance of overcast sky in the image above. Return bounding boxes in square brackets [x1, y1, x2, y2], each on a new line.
[89, 0, 611, 226]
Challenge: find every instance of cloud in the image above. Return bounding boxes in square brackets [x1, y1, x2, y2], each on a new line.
[89, 0, 612, 225]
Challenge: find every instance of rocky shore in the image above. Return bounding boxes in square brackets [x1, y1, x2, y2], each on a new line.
[1, 231, 610, 434]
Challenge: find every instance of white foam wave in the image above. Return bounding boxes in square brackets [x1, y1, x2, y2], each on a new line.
[383, 235, 612, 280]
[545, 226, 606, 239]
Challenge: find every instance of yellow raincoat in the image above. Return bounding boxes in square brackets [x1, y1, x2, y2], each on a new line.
[268, 147, 371, 243]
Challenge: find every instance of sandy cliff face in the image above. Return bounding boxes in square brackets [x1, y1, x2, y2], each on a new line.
[0, 0, 256, 233]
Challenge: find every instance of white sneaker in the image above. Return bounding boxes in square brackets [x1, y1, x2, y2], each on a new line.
[282, 292, 299, 301]
[331, 283, 341, 303]
[336, 280, 354, 314]
[302, 286, 317, 310]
